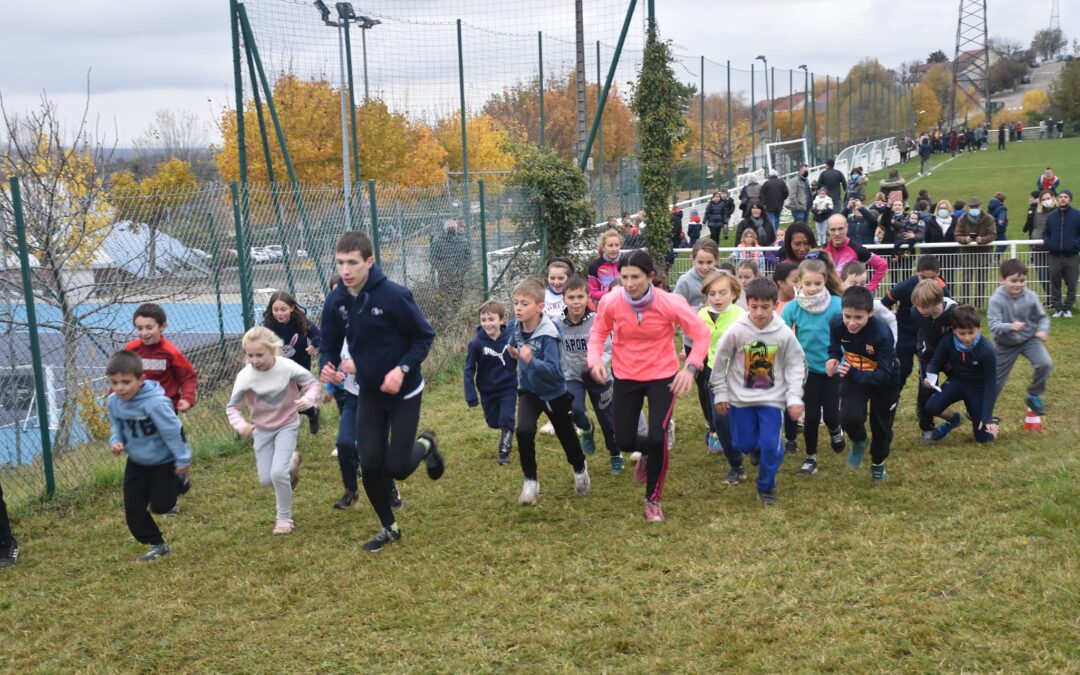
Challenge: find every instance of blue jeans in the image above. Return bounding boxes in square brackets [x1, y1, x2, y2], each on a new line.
[728, 405, 784, 493]
[767, 211, 781, 229]
[790, 209, 808, 225]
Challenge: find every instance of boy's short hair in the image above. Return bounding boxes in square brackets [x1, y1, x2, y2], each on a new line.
[916, 199, 931, 212]
[478, 299, 506, 319]
[994, 191, 1006, 202]
[916, 254, 940, 273]
[951, 304, 981, 329]
[107, 349, 144, 377]
[563, 275, 587, 295]
[952, 199, 966, 211]
[841, 286, 875, 312]
[335, 231, 373, 259]
[773, 261, 799, 284]
[744, 278, 778, 303]
[999, 258, 1027, 279]
[132, 303, 167, 327]
[841, 260, 866, 280]
[512, 277, 546, 303]
[911, 278, 945, 306]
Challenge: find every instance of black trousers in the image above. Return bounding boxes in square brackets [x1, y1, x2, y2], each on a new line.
[613, 376, 676, 502]
[0, 480, 12, 545]
[355, 391, 425, 529]
[123, 459, 180, 546]
[802, 372, 841, 456]
[916, 359, 935, 432]
[896, 334, 917, 393]
[516, 390, 586, 481]
[839, 381, 898, 465]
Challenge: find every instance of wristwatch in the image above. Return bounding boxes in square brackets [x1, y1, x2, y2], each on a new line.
[399, 364, 411, 374]
[684, 363, 699, 377]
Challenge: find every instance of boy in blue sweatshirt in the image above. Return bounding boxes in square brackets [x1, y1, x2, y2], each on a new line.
[464, 299, 518, 465]
[509, 277, 589, 506]
[924, 304, 1000, 443]
[106, 350, 192, 562]
[320, 232, 444, 554]
[827, 286, 900, 482]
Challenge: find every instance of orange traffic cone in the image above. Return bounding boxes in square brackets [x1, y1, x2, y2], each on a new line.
[1023, 409, 1043, 432]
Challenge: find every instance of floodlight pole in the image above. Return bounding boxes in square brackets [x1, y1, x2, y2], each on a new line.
[334, 4, 352, 230]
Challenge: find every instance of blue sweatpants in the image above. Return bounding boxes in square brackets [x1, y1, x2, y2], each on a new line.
[728, 405, 784, 493]
[480, 389, 517, 432]
[566, 378, 617, 456]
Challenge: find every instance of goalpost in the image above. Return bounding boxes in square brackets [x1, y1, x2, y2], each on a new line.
[765, 138, 810, 177]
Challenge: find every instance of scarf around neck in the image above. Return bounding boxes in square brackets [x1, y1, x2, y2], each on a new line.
[794, 287, 832, 314]
[953, 333, 981, 353]
[602, 251, 620, 264]
[622, 286, 655, 324]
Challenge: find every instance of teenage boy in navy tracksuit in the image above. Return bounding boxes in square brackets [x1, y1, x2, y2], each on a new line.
[924, 304, 1000, 443]
[320, 232, 445, 554]
[827, 286, 900, 482]
[464, 299, 518, 465]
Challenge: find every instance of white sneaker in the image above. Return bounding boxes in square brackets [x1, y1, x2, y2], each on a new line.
[573, 463, 590, 496]
[1064, 310, 1073, 318]
[330, 448, 338, 458]
[928, 172, 933, 176]
[539, 421, 555, 436]
[1052, 310, 1063, 318]
[519, 479, 539, 505]
[629, 451, 643, 463]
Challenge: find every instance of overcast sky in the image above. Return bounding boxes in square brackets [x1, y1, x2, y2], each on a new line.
[0, 0, 1060, 147]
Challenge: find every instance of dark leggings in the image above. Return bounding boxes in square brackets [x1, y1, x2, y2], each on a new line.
[685, 344, 714, 433]
[613, 376, 676, 502]
[516, 390, 586, 481]
[355, 391, 425, 529]
[802, 372, 841, 456]
[0, 480, 13, 545]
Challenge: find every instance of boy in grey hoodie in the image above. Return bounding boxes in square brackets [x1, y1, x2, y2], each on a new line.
[710, 278, 806, 505]
[987, 258, 1053, 415]
[107, 350, 192, 562]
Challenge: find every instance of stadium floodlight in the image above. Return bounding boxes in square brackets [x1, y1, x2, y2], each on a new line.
[313, 0, 331, 24]
[354, 15, 381, 101]
[756, 55, 772, 142]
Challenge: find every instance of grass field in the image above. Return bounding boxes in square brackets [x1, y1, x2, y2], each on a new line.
[2, 140, 1080, 672]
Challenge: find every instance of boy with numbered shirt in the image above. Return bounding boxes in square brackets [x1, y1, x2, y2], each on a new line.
[464, 299, 518, 465]
[106, 350, 192, 562]
[923, 305, 1000, 443]
[320, 232, 445, 554]
[710, 278, 806, 505]
[911, 279, 960, 443]
[509, 277, 590, 505]
[560, 276, 622, 474]
[826, 286, 900, 483]
[987, 259, 1052, 415]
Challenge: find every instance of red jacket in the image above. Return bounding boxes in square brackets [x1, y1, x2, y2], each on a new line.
[124, 337, 198, 410]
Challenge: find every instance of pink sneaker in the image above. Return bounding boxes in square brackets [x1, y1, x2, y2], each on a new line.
[634, 454, 648, 485]
[272, 518, 294, 535]
[643, 500, 665, 522]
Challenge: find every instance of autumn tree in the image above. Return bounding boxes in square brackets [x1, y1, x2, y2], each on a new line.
[912, 82, 942, 133]
[130, 109, 217, 181]
[1049, 59, 1080, 134]
[1031, 28, 1067, 61]
[1022, 88, 1050, 123]
[110, 158, 198, 275]
[434, 114, 516, 183]
[928, 50, 949, 64]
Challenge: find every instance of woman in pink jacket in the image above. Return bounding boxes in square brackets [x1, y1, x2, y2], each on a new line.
[587, 250, 711, 522]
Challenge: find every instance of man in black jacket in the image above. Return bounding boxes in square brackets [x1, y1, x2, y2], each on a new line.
[759, 169, 790, 230]
[1044, 189, 1080, 317]
[817, 159, 847, 211]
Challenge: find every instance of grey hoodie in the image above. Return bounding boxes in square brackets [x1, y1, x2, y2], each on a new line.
[674, 267, 707, 347]
[560, 310, 610, 381]
[987, 286, 1050, 347]
[709, 313, 806, 410]
[108, 379, 192, 468]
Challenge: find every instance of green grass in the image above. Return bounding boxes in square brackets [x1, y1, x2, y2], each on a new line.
[2, 142, 1080, 671]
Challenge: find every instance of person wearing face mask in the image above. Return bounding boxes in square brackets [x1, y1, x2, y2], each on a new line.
[786, 164, 814, 225]
[954, 197, 997, 307]
[847, 166, 868, 202]
[1043, 189, 1080, 318]
[877, 199, 908, 246]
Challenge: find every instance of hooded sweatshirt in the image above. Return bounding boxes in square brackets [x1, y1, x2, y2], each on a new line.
[464, 323, 517, 406]
[709, 314, 806, 410]
[987, 286, 1050, 347]
[123, 336, 198, 411]
[588, 287, 710, 382]
[781, 292, 842, 374]
[266, 315, 322, 371]
[226, 357, 321, 432]
[320, 266, 436, 398]
[108, 379, 192, 468]
[510, 312, 567, 400]
[673, 266, 708, 347]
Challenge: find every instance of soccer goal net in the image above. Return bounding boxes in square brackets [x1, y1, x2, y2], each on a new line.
[765, 139, 809, 177]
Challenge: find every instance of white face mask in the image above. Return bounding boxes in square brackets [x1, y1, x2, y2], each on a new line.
[1043, 199, 1055, 208]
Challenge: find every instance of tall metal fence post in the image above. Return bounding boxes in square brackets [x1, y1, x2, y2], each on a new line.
[231, 181, 255, 331]
[396, 202, 408, 289]
[700, 54, 706, 196]
[788, 69, 794, 139]
[229, 0, 249, 198]
[538, 31, 546, 149]
[750, 63, 757, 171]
[726, 60, 733, 182]
[368, 179, 382, 267]
[457, 19, 470, 227]
[578, 0, 637, 172]
[479, 180, 490, 299]
[207, 212, 229, 372]
[10, 177, 56, 497]
[825, 75, 831, 160]
[596, 40, 603, 203]
[810, 74, 818, 164]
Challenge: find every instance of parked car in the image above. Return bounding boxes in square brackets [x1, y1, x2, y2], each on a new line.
[1030, 60, 1041, 68]
[1020, 75, 1032, 84]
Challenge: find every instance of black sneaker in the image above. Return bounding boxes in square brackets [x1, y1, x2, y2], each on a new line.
[829, 427, 846, 453]
[362, 526, 402, 553]
[176, 473, 192, 495]
[758, 489, 778, 506]
[137, 543, 171, 562]
[419, 430, 444, 480]
[0, 539, 19, 568]
[749, 449, 761, 466]
[308, 407, 320, 435]
[497, 451, 511, 465]
[797, 456, 818, 475]
[784, 439, 799, 455]
[721, 466, 746, 485]
[333, 489, 359, 509]
[161, 505, 181, 517]
[389, 483, 403, 510]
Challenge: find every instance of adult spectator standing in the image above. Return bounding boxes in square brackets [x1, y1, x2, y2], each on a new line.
[1037, 167, 1060, 195]
[738, 176, 763, 219]
[786, 163, 813, 224]
[823, 214, 889, 291]
[817, 159, 847, 213]
[759, 169, 790, 230]
[954, 197, 997, 306]
[879, 169, 909, 208]
[1016, 121, 1024, 142]
[778, 223, 818, 264]
[1024, 190, 1057, 300]
[918, 136, 933, 176]
[1043, 190, 1080, 318]
[998, 123, 1007, 150]
[843, 198, 880, 247]
[429, 219, 471, 303]
[735, 200, 776, 248]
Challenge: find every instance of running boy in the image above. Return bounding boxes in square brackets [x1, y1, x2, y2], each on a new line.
[561, 276, 621, 473]
[924, 305, 1000, 443]
[987, 258, 1052, 415]
[510, 277, 590, 505]
[912, 279, 960, 443]
[320, 232, 444, 553]
[826, 286, 900, 482]
[711, 278, 806, 505]
[125, 303, 198, 413]
[106, 350, 192, 562]
[881, 255, 947, 389]
[464, 299, 518, 465]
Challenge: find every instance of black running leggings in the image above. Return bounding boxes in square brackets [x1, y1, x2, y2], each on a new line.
[613, 376, 676, 502]
[802, 371, 841, 456]
[355, 391, 426, 529]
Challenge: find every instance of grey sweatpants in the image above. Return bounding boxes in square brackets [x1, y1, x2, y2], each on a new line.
[995, 339, 1053, 397]
[253, 422, 300, 521]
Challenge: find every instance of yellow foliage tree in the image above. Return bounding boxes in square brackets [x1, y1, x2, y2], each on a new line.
[434, 114, 515, 181]
[111, 158, 197, 223]
[1022, 88, 1050, 115]
[913, 82, 942, 133]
